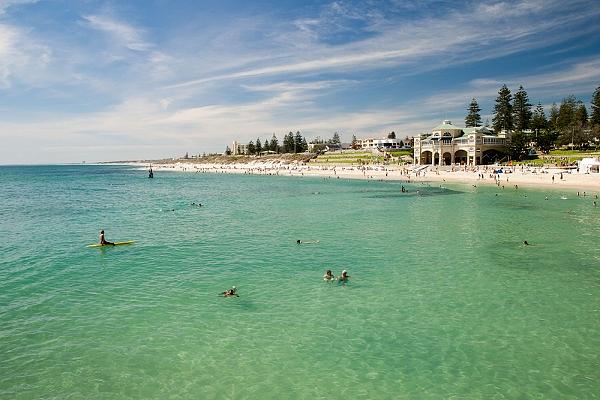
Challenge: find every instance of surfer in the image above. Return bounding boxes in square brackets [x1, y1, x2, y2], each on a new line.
[297, 240, 319, 244]
[222, 286, 238, 297]
[99, 230, 114, 246]
[323, 270, 336, 281]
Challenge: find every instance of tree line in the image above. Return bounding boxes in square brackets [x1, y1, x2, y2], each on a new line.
[226, 131, 340, 155]
[465, 85, 600, 159]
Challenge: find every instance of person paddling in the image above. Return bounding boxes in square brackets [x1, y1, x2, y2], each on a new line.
[222, 286, 238, 297]
[99, 230, 115, 246]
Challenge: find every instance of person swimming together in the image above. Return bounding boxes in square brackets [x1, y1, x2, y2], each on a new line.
[99, 230, 114, 246]
[323, 270, 336, 281]
[222, 286, 238, 297]
[339, 270, 350, 282]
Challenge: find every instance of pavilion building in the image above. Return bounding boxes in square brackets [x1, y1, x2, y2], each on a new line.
[413, 120, 508, 166]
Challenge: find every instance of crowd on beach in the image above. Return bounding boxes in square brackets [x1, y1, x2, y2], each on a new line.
[146, 160, 600, 192]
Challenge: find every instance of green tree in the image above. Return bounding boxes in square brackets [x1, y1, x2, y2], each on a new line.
[302, 137, 308, 152]
[465, 98, 482, 127]
[283, 132, 295, 153]
[492, 85, 513, 133]
[351, 134, 358, 149]
[507, 131, 528, 161]
[591, 86, 600, 127]
[247, 140, 255, 155]
[331, 132, 341, 144]
[574, 102, 588, 126]
[556, 96, 586, 147]
[256, 138, 262, 154]
[387, 131, 396, 139]
[548, 103, 559, 131]
[574, 102, 589, 147]
[269, 134, 279, 153]
[512, 85, 532, 133]
[530, 103, 547, 138]
[294, 131, 303, 153]
[557, 95, 577, 131]
[536, 130, 558, 154]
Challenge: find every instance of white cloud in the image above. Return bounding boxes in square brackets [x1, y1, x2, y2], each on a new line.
[163, 0, 600, 91]
[0, 0, 38, 15]
[422, 56, 600, 111]
[0, 23, 51, 87]
[83, 14, 151, 52]
[2, 0, 600, 163]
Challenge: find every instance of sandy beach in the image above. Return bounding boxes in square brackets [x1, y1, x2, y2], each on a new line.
[148, 161, 600, 194]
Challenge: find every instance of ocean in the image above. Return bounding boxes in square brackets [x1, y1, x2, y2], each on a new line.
[1, 164, 599, 399]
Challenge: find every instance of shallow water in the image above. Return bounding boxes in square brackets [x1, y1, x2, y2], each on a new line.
[0, 165, 599, 399]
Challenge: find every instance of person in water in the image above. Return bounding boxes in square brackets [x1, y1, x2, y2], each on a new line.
[99, 230, 114, 246]
[323, 270, 336, 281]
[297, 239, 320, 244]
[222, 286, 238, 297]
[339, 270, 350, 282]
[523, 240, 529, 246]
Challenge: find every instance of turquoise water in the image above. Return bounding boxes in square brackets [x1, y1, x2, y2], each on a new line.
[1, 164, 599, 399]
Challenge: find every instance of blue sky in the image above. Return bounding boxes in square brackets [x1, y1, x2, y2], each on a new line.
[1, 0, 599, 163]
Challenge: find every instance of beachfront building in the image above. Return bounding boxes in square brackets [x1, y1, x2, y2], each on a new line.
[413, 120, 508, 166]
[359, 137, 403, 150]
[579, 157, 600, 173]
[231, 141, 249, 155]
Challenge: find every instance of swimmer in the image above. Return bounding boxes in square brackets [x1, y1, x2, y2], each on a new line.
[338, 270, 350, 282]
[323, 270, 336, 281]
[99, 230, 114, 246]
[222, 286, 238, 297]
[523, 240, 529, 246]
[297, 240, 320, 244]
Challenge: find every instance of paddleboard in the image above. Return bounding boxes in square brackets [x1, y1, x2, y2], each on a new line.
[87, 241, 135, 248]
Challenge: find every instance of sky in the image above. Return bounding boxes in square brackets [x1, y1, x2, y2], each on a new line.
[1, 0, 599, 164]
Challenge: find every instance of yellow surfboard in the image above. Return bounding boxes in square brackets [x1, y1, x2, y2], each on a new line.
[87, 241, 135, 248]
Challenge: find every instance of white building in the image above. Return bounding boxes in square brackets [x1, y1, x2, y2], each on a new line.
[231, 141, 249, 155]
[359, 137, 403, 150]
[579, 157, 600, 173]
[413, 120, 508, 166]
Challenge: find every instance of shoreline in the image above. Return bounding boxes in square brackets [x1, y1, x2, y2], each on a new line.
[142, 161, 600, 194]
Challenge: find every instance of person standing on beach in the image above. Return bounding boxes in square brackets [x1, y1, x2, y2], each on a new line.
[99, 230, 114, 246]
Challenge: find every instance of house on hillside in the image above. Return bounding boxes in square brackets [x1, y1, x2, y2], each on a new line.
[413, 120, 508, 166]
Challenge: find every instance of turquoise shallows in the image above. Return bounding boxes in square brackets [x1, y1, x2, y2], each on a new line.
[1, 165, 599, 399]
